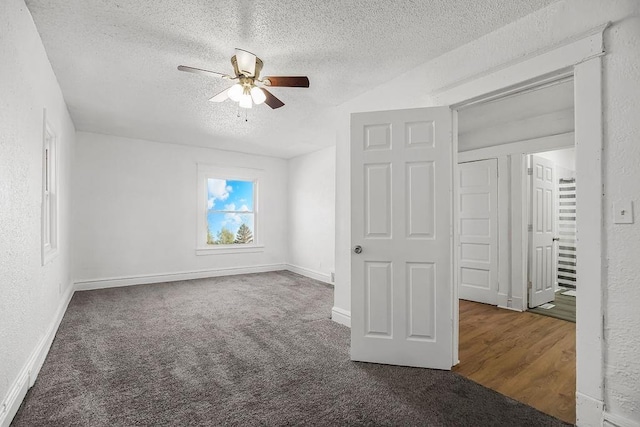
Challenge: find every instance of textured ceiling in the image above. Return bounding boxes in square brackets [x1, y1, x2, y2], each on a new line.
[25, 0, 558, 158]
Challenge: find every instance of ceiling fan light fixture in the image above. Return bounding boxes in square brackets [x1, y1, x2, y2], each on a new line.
[250, 86, 266, 105]
[228, 84, 243, 102]
[239, 93, 253, 109]
[178, 49, 309, 110]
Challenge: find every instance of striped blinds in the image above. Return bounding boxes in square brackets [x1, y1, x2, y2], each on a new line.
[557, 178, 576, 289]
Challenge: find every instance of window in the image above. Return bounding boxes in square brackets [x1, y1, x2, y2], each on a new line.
[42, 113, 58, 264]
[196, 165, 263, 255]
[206, 178, 255, 245]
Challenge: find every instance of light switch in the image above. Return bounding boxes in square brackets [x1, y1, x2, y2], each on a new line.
[613, 200, 634, 224]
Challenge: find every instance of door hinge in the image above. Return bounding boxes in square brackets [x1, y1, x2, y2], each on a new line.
[528, 224, 533, 232]
[528, 281, 533, 290]
[527, 167, 533, 176]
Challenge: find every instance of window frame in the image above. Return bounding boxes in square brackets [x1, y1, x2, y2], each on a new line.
[196, 164, 264, 255]
[41, 111, 59, 265]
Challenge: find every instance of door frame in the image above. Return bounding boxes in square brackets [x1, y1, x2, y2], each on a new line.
[459, 133, 575, 311]
[436, 24, 607, 424]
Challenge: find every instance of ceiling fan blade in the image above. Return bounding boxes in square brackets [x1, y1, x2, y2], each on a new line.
[208, 87, 230, 103]
[261, 88, 285, 109]
[178, 65, 230, 79]
[235, 48, 257, 77]
[263, 76, 310, 88]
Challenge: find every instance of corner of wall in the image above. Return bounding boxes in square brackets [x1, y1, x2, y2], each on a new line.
[331, 306, 351, 328]
[0, 285, 75, 427]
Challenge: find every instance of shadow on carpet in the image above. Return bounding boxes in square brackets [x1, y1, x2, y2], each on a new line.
[12, 271, 570, 426]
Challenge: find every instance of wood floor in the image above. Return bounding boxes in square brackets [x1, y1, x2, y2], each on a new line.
[529, 292, 576, 323]
[454, 300, 576, 424]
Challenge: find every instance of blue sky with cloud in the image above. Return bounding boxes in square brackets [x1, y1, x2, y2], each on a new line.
[207, 179, 254, 240]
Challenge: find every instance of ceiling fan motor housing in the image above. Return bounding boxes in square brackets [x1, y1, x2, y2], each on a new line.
[231, 55, 263, 79]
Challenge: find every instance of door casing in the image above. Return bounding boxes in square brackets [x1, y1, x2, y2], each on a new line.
[436, 26, 606, 422]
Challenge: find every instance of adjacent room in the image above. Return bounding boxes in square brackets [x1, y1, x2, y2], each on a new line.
[2, 0, 639, 426]
[454, 80, 577, 422]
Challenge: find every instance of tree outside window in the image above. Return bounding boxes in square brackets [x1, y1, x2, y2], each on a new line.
[206, 178, 255, 245]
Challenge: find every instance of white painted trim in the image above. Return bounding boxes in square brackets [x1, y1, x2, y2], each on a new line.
[458, 132, 574, 161]
[451, 110, 460, 366]
[510, 154, 528, 312]
[195, 245, 265, 256]
[576, 392, 604, 427]
[497, 293, 509, 308]
[74, 264, 287, 291]
[574, 55, 605, 408]
[286, 264, 332, 284]
[497, 304, 523, 313]
[331, 306, 351, 327]
[434, 23, 608, 107]
[0, 285, 74, 427]
[497, 155, 510, 306]
[604, 412, 640, 427]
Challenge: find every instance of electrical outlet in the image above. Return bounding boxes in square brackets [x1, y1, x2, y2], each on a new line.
[330, 272, 335, 283]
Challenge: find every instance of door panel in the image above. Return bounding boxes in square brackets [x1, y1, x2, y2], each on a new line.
[458, 159, 499, 305]
[351, 107, 453, 370]
[529, 155, 556, 307]
[365, 164, 392, 237]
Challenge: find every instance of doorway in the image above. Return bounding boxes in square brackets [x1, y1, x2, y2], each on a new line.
[527, 148, 577, 323]
[348, 26, 606, 427]
[454, 79, 577, 423]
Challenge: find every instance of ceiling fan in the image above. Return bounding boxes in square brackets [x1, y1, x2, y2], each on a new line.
[178, 48, 309, 109]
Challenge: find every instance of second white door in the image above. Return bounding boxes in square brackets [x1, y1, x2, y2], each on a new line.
[458, 159, 499, 305]
[529, 154, 557, 308]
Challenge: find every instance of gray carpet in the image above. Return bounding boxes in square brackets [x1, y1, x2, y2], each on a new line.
[12, 271, 569, 426]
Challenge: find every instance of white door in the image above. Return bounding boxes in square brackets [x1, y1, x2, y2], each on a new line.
[529, 155, 556, 308]
[350, 107, 454, 370]
[458, 159, 498, 305]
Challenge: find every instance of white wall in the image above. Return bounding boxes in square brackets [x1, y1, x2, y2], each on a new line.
[458, 79, 574, 151]
[73, 132, 288, 285]
[0, 0, 76, 422]
[334, 0, 640, 423]
[287, 147, 336, 283]
[537, 147, 576, 171]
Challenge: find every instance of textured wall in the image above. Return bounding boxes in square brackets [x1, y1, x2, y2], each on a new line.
[334, 0, 640, 422]
[0, 0, 75, 409]
[72, 132, 289, 282]
[287, 146, 336, 280]
[601, 10, 640, 421]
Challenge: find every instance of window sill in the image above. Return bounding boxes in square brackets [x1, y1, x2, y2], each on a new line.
[195, 245, 265, 256]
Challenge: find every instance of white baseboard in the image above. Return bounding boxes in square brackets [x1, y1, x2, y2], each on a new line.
[511, 296, 525, 311]
[604, 412, 640, 427]
[285, 264, 332, 284]
[497, 304, 523, 312]
[0, 285, 74, 427]
[74, 263, 287, 291]
[331, 306, 351, 328]
[497, 293, 509, 308]
[576, 392, 604, 427]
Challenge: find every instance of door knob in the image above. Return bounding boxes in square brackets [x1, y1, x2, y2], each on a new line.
[353, 245, 363, 254]
[552, 237, 559, 242]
